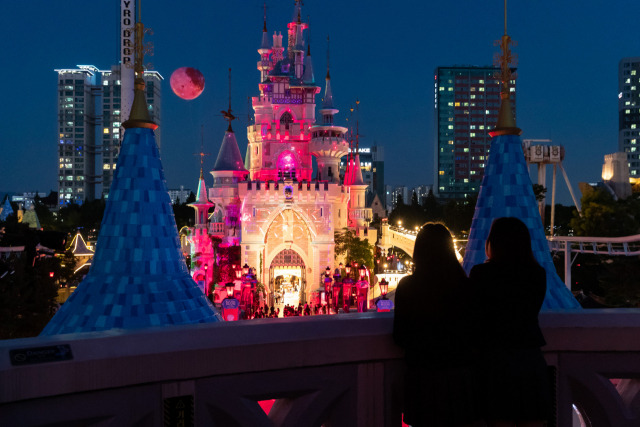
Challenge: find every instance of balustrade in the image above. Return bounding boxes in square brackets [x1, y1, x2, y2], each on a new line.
[2, 311, 640, 426]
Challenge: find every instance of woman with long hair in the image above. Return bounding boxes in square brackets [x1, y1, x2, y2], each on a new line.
[469, 217, 551, 427]
[393, 223, 480, 427]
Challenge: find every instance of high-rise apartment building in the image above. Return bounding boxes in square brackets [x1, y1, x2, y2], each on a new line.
[56, 65, 162, 205]
[618, 57, 640, 178]
[434, 66, 515, 199]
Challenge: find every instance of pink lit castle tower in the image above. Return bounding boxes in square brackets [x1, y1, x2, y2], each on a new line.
[189, 2, 376, 306]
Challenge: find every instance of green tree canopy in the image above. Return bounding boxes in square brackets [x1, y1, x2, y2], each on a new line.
[334, 228, 374, 270]
[570, 187, 639, 237]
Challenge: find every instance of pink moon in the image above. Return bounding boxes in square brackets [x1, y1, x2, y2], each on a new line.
[170, 67, 205, 100]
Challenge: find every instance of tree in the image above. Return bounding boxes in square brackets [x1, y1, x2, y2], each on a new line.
[411, 190, 419, 208]
[570, 187, 638, 237]
[0, 244, 59, 339]
[334, 228, 374, 270]
[173, 200, 194, 230]
[422, 189, 442, 222]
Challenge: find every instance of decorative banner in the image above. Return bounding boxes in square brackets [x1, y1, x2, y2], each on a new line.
[121, 0, 135, 124]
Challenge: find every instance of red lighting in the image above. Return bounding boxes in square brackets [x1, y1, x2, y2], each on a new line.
[358, 264, 366, 279]
[49, 272, 54, 278]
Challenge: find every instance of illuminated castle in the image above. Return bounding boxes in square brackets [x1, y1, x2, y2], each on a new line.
[188, 2, 376, 305]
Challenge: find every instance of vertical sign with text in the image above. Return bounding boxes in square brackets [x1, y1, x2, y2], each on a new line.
[121, 0, 135, 125]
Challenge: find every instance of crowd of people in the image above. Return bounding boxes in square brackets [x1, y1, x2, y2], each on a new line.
[394, 218, 551, 427]
[240, 302, 330, 319]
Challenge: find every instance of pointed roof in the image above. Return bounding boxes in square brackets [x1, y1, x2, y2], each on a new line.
[322, 73, 334, 109]
[213, 130, 249, 173]
[0, 198, 14, 221]
[41, 125, 221, 336]
[191, 169, 214, 206]
[260, 11, 270, 50]
[344, 155, 365, 186]
[69, 232, 94, 256]
[462, 134, 581, 309]
[244, 143, 252, 170]
[352, 154, 365, 186]
[291, 1, 302, 24]
[20, 207, 41, 229]
[302, 45, 315, 84]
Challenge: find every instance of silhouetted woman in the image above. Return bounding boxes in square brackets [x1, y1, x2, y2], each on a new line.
[469, 217, 551, 427]
[393, 223, 479, 427]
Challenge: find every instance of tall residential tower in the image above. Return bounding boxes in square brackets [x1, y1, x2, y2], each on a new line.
[618, 57, 640, 178]
[434, 66, 515, 199]
[56, 65, 162, 205]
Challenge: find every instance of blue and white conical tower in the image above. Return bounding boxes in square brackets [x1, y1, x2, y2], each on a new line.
[42, 17, 220, 335]
[462, 14, 580, 309]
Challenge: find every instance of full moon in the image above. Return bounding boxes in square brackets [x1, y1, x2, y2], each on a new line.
[170, 67, 205, 100]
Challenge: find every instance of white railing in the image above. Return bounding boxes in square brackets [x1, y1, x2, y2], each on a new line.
[548, 234, 640, 289]
[2, 311, 640, 426]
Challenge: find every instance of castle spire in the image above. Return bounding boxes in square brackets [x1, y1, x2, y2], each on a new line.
[302, 42, 315, 84]
[122, 1, 156, 130]
[490, 0, 521, 137]
[462, 0, 580, 309]
[322, 36, 335, 110]
[41, 1, 221, 335]
[221, 68, 236, 132]
[260, 2, 270, 50]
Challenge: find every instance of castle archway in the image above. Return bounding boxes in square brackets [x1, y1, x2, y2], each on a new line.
[269, 248, 306, 308]
[264, 209, 313, 305]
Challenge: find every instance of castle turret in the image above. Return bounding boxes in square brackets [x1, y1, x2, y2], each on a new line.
[302, 44, 315, 84]
[189, 169, 215, 294]
[257, 7, 272, 82]
[210, 119, 249, 247]
[462, 3, 580, 309]
[309, 57, 348, 183]
[42, 12, 220, 335]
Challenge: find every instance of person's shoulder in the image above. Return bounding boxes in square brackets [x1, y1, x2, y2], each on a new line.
[469, 261, 491, 276]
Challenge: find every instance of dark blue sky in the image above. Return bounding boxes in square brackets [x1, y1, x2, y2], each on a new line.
[0, 1, 636, 205]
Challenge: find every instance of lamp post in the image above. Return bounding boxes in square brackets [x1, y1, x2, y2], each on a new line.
[221, 281, 240, 321]
[376, 278, 393, 312]
[332, 267, 342, 312]
[204, 263, 209, 295]
[356, 264, 369, 313]
[380, 278, 389, 298]
[342, 263, 353, 312]
[323, 266, 332, 313]
[240, 264, 253, 318]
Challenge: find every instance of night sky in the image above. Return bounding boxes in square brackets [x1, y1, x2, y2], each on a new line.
[0, 1, 637, 205]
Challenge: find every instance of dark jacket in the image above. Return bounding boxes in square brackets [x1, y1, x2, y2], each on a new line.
[393, 270, 472, 368]
[469, 260, 546, 350]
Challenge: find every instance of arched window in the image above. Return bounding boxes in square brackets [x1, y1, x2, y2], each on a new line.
[279, 111, 293, 130]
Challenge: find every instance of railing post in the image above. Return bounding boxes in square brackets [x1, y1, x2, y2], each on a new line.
[564, 241, 571, 290]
